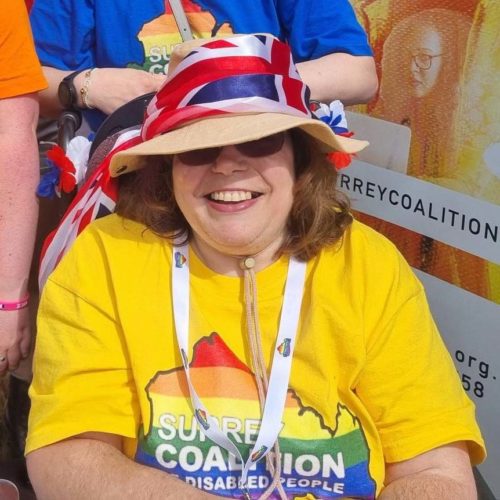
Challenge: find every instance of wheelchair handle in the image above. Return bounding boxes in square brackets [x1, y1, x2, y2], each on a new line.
[57, 110, 82, 152]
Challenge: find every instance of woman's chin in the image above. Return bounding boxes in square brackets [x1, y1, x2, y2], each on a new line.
[195, 223, 260, 251]
[208, 235, 263, 256]
[195, 228, 282, 260]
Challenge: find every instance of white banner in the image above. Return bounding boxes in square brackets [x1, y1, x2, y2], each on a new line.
[339, 160, 500, 264]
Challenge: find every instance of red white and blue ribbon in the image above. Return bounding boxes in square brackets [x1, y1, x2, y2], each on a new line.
[310, 100, 355, 170]
[38, 129, 141, 289]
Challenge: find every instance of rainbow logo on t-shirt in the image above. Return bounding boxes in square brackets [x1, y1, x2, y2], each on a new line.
[136, 333, 376, 498]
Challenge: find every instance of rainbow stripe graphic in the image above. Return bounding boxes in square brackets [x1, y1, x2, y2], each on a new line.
[136, 1, 234, 73]
[136, 333, 376, 498]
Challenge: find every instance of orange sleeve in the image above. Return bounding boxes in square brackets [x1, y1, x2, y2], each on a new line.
[0, 0, 48, 98]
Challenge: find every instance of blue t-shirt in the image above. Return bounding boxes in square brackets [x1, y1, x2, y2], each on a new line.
[31, 0, 372, 129]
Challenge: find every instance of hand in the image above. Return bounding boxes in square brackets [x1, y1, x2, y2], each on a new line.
[75, 68, 166, 115]
[0, 306, 31, 376]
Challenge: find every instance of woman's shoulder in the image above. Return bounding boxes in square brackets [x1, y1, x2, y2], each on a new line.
[317, 218, 422, 295]
[47, 214, 173, 292]
[328, 218, 403, 261]
[57, 214, 172, 272]
[85, 214, 170, 248]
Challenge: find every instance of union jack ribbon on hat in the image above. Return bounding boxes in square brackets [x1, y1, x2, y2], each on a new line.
[142, 34, 312, 141]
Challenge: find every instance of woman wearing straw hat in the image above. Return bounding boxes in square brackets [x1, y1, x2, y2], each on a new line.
[26, 35, 484, 499]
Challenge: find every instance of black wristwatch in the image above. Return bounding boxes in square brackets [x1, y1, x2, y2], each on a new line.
[58, 70, 86, 110]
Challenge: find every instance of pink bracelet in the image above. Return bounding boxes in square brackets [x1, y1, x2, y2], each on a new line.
[0, 295, 29, 311]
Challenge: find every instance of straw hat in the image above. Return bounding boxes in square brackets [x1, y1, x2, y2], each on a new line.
[109, 33, 368, 177]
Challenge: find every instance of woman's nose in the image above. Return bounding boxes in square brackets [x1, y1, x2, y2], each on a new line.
[211, 145, 247, 175]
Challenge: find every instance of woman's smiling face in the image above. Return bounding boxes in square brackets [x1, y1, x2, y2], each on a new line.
[172, 133, 296, 264]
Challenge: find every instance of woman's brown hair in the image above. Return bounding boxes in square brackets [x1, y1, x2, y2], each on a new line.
[116, 129, 352, 261]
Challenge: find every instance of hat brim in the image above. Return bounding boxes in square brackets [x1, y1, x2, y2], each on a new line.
[109, 113, 369, 177]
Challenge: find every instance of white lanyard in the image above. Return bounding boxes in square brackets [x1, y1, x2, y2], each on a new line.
[166, 0, 193, 41]
[171, 243, 306, 487]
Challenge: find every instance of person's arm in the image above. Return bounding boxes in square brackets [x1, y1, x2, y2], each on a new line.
[380, 442, 477, 499]
[39, 55, 375, 119]
[38, 66, 166, 119]
[278, 0, 378, 104]
[27, 432, 223, 499]
[36, 66, 69, 118]
[297, 52, 378, 105]
[0, 93, 39, 374]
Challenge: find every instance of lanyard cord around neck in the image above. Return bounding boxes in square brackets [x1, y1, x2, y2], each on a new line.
[171, 242, 306, 492]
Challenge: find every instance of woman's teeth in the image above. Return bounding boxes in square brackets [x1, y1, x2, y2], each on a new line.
[209, 191, 253, 202]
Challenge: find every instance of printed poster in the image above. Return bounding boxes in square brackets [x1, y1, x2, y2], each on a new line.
[348, 0, 500, 495]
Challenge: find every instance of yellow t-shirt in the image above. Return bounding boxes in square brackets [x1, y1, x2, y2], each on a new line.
[0, 0, 47, 98]
[28, 214, 485, 498]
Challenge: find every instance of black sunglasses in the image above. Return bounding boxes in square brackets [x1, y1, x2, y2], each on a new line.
[176, 132, 286, 166]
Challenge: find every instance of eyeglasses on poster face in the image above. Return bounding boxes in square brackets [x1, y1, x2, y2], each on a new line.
[410, 52, 443, 70]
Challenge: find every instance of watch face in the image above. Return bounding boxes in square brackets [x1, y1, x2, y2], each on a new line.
[58, 78, 76, 109]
